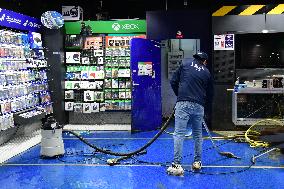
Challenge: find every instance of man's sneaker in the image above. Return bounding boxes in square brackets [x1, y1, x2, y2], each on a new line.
[192, 161, 202, 171]
[166, 163, 184, 176]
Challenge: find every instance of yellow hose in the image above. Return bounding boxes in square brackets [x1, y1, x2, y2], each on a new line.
[245, 119, 284, 148]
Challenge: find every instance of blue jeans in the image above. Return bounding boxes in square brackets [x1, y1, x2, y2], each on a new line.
[173, 101, 204, 164]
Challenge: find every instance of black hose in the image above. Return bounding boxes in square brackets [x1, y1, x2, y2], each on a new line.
[65, 111, 174, 157]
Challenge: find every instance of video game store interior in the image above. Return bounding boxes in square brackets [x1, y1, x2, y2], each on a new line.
[0, 1, 284, 188]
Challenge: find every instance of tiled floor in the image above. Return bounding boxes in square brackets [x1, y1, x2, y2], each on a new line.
[0, 128, 283, 189]
[0, 130, 41, 164]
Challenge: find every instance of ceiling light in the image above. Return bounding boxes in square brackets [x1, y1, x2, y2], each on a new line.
[262, 29, 269, 33]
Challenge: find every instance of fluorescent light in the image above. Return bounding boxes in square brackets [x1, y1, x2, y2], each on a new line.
[262, 29, 269, 33]
[256, 44, 260, 47]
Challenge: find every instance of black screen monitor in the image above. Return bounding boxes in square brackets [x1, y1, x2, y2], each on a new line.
[235, 33, 284, 69]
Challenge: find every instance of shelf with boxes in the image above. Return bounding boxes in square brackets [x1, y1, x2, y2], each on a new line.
[0, 29, 53, 131]
[64, 34, 144, 113]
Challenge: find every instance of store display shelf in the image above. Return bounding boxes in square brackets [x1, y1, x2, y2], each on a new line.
[0, 57, 26, 59]
[0, 90, 49, 101]
[0, 125, 16, 132]
[105, 55, 130, 57]
[14, 111, 46, 125]
[1, 105, 38, 116]
[0, 42, 28, 47]
[104, 88, 132, 89]
[64, 88, 104, 91]
[105, 78, 131, 80]
[64, 79, 105, 81]
[40, 102, 53, 106]
[1, 102, 52, 116]
[28, 66, 48, 69]
[65, 63, 104, 66]
[0, 79, 48, 87]
[237, 88, 284, 94]
[65, 99, 130, 102]
[0, 57, 26, 61]
[65, 47, 82, 50]
[0, 68, 31, 72]
[105, 66, 131, 68]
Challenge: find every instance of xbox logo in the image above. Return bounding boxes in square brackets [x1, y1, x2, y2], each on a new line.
[112, 23, 121, 31]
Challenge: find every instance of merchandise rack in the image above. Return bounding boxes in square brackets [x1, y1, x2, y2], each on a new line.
[63, 20, 146, 125]
[0, 27, 53, 134]
[64, 35, 135, 113]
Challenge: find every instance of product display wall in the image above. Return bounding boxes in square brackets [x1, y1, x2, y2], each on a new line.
[64, 34, 145, 114]
[0, 29, 53, 131]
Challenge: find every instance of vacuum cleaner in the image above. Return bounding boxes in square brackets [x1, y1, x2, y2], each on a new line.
[40, 116, 65, 158]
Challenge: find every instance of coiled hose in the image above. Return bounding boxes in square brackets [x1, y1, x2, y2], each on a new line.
[65, 111, 174, 158]
[245, 118, 283, 148]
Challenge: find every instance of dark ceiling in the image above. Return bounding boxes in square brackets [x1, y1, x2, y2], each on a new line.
[1, 0, 284, 19]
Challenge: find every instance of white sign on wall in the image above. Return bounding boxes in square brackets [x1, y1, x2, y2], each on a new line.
[62, 6, 83, 21]
[214, 34, 234, 50]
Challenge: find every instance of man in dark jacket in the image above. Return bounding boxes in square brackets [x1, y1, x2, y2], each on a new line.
[167, 52, 213, 176]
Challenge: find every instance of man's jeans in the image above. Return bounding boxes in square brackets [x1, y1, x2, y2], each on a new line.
[173, 101, 204, 164]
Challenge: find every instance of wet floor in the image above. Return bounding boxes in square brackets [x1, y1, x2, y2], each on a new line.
[0, 129, 283, 189]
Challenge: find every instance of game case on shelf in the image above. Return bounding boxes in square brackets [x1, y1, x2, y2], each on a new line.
[66, 52, 81, 64]
[91, 102, 100, 113]
[65, 102, 74, 111]
[83, 103, 92, 113]
[84, 90, 95, 102]
[99, 103, 106, 111]
[73, 103, 83, 113]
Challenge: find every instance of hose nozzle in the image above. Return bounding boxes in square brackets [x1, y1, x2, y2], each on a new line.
[219, 152, 241, 159]
[107, 158, 119, 166]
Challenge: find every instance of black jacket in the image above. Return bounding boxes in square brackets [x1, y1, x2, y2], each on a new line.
[170, 58, 214, 107]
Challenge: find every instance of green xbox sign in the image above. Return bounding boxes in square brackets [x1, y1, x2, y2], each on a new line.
[112, 23, 140, 31]
[65, 20, 146, 34]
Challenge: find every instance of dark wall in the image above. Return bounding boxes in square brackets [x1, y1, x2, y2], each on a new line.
[213, 15, 265, 34]
[146, 10, 212, 67]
